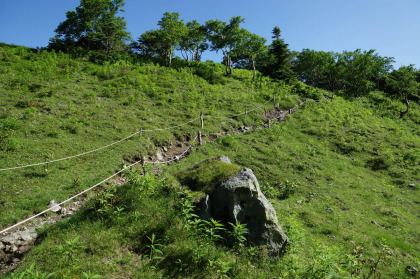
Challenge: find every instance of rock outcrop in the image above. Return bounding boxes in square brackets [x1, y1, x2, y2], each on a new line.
[199, 157, 288, 256]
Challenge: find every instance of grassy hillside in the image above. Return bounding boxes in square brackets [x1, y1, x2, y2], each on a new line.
[1, 44, 419, 278]
[0, 44, 299, 227]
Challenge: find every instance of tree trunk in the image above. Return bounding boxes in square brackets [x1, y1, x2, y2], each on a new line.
[169, 49, 172, 68]
[252, 58, 256, 79]
[400, 96, 410, 118]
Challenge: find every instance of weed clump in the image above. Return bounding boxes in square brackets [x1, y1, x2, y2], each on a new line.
[176, 158, 241, 194]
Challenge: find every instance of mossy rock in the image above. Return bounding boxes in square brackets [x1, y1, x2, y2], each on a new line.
[176, 158, 241, 194]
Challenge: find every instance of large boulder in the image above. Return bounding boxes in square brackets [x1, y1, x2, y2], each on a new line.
[206, 166, 288, 256]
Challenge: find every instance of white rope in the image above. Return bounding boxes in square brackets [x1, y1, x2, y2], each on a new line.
[205, 97, 273, 119]
[143, 117, 200, 132]
[0, 158, 143, 235]
[0, 131, 141, 171]
[0, 117, 200, 172]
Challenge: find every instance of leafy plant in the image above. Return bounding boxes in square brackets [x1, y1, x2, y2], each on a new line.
[228, 221, 249, 249]
[145, 233, 164, 261]
[10, 263, 55, 279]
[57, 235, 85, 262]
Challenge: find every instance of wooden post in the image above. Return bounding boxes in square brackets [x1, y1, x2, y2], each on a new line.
[198, 130, 202, 146]
[200, 112, 204, 129]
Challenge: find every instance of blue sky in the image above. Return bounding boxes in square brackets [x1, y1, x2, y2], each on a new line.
[1, 0, 419, 68]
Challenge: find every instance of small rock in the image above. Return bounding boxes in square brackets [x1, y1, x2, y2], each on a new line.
[275, 103, 280, 108]
[408, 184, 416, 189]
[11, 245, 18, 253]
[296, 200, 302, 204]
[18, 244, 31, 254]
[162, 147, 168, 152]
[156, 150, 164, 161]
[221, 122, 226, 125]
[19, 228, 37, 242]
[48, 200, 62, 214]
[218, 156, 231, 164]
[0, 242, 4, 250]
[96, 97, 106, 101]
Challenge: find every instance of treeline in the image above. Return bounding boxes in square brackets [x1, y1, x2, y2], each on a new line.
[46, 0, 419, 116]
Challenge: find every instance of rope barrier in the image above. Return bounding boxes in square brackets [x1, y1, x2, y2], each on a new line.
[204, 97, 274, 119]
[0, 137, 199, 235]
[0, 158, 143, 235]
[0, 97, 324, 235]
[0, 117, 199, 172]
[0, 98, 273, 172]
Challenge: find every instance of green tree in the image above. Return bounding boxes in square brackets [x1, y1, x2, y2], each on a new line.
[335, 49, 394, 97]
[49, 0, 131, 54]
[294, 49, 337, 89]
[178, 20, 208, 65]
[261, 26, 294, 81]
[206, 16, 245, 75]
[386, 65, 419, 117]
[135, 29, 168, 59]
[235, 29, 267, 79]
[157, 12, 187, 67]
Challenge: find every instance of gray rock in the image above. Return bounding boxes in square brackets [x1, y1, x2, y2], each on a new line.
[48, 200, 61, 214]
[19, 228, 37, 242]
[0, 241, 4, 250]
[209, 168, 287, 256]
[408, 183, 416, 189]
[156, 150, 164, 161]
[199, 195, 212, 220]
[218, 156, 231, 164]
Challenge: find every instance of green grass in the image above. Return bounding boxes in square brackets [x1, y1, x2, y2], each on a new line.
[0, 44, 298, 227]
[1, 43, 419, 278]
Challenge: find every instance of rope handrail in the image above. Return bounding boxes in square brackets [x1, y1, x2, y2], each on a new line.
[0, 158, 143, 235]
[204, 97, 274, 119]
[0, 136, 199, 235]
[0, 97, 274, 172]
[0, 117, 200, 172]
[0, 97, 325, 235]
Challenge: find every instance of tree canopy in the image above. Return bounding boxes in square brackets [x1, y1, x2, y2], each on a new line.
[49, 0, 131, 54]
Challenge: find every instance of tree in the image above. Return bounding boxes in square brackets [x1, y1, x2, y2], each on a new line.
[178, 20, 208, 65]
[206, 16, 245, 75]
[135, 29, 169, 59]
[157, 12, 187, 67]
[386, 65, 419, 117]
[235, 29, 267, 79]
[261, 26, 294, 81]
[49, 0, 131, 54]
[294, 49, 337, 89]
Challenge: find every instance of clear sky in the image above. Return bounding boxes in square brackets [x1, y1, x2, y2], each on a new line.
[1, 0, 419, 68]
